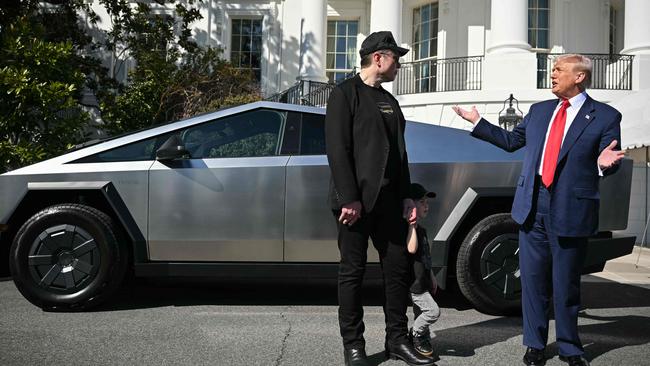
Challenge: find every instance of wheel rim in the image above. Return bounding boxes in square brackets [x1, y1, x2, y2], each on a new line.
[27, 224, 101, 293]
[479, 233, 521, 300]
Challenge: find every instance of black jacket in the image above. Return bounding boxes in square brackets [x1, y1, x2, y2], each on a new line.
[325, 75, 411, 212]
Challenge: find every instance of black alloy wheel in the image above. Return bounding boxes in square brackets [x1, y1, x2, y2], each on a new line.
[456, 213, 522, 315]
[10, 204, 128, 311]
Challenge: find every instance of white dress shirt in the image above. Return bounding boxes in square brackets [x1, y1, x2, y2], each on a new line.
[537, 92, 588, 175]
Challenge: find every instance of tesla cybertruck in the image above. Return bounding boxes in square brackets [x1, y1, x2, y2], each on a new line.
[0, 101, 635, 314]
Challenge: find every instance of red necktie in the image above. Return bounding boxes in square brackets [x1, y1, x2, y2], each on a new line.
[541, 99, 571, 188]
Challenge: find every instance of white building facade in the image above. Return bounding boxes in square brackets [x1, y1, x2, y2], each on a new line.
[89, 0, 650, 129]
[114, 0, 649, 131]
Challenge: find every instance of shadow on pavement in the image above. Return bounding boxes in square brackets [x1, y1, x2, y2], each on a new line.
[545, 312, 650, 363]
[581, 276, 650, 309]
[92, 277, 473, 312]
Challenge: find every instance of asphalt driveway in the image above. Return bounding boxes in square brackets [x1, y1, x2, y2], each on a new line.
[1, 270, 649, 366]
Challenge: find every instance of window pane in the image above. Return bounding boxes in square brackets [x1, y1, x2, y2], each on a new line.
[73, 132, 175, 163]
[348, 22, 358, 36]
[529, 30, 536, 47]
[241, 52, 250, 66]
[336, 37, 346, 53]
[242, 36, 251, 51]
[336, 54, 346, 68]
[347, 52, 356, 69]
[231, 36, 241, 52]
[232, 19, 241, 35]
[528, 11, 535, 29]
[251, 53, 260, 68]
[242, 19, 251, 35]
[327, 21, 336, 35]
[539, 0, 548, 8]
[337, 21, 346, 35]
[326, 54, 335, 69]
[538, 30, 548, 49]
[300, 113, 325, 155]
[538, 10, 548, 28]
[420, 40, 428, 59]
[327, 36, 335, 52]
[231, 51, 241, 66]
[184, 109, 284, 158]
[422, 4, 430, 21]
[252, 37, 262, 52]
[252, 19, 262, 35]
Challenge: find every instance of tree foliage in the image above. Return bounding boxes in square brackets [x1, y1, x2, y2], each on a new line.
[0, 0, 261, 171]
[97, 0, 260, 135]
[0, 1, 93, 171]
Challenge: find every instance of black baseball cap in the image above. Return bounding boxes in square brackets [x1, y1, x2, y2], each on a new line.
[408, 183, 436, 200]
[359, 31, 409, 58]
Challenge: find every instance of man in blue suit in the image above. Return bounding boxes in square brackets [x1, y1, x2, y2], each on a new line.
[453, 54, 625, 366]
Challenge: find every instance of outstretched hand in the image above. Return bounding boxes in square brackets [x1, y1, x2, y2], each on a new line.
[598, 140, 625, 170]
[452, 105, 480, 124]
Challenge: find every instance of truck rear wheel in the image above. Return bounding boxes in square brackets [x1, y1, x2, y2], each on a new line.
[456, 213, 522, 315]
[9, 204, 128, 311]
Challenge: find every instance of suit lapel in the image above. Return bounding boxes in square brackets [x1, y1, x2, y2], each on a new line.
[531, 101, 558, 170]
[557, 96, 595, 162]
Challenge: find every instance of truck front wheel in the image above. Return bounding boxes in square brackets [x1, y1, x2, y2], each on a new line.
[456, 213, 522, 315]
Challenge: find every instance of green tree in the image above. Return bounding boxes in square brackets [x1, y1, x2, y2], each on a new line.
[0, 3, 92, 171]
[98, 0, 260, 135]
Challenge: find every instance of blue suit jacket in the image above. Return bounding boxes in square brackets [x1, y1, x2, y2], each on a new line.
[471, 95, 622, 237]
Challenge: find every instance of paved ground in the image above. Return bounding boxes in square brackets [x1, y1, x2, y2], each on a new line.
[1, 247, 649, 366]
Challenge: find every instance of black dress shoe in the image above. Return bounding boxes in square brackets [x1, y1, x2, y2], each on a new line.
[523, 347, 546, 366]
[559, 355, 590, 366]
[343, 348, 370, 366]
[385, 342, 436, 366]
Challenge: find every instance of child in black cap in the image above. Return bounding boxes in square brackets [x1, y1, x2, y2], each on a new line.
[406, 183, 441, 357]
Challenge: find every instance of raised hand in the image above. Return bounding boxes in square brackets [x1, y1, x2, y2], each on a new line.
[403, 198, 417, 225]
[452, 105, 480, 124]
[598, 140, 625, 170]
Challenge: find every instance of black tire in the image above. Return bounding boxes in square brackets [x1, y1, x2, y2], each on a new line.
[9, 204, 128, 311]
[456, 213, 522, 315]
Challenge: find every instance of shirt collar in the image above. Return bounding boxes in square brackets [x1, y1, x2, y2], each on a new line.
[563, 91, 587, 108]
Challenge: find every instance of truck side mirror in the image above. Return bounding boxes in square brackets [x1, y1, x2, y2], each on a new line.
[156, 135, 190, 161]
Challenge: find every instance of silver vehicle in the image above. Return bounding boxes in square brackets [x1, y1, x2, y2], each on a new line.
[0, 101, 636, 314]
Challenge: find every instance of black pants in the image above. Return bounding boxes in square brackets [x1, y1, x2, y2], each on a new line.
[335, 188, 411, 350]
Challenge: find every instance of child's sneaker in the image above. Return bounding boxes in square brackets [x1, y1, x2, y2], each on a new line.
[409, 328, 433, 357]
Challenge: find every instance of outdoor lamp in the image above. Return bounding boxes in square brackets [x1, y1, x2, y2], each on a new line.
[498, 94, 524, 131]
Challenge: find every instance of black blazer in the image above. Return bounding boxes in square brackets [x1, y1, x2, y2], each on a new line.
[325, 75, 411, 212]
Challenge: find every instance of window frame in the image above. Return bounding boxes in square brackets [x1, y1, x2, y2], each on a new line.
[325, 19, 360, 83]
[230, 17, 264, 81]
[528, 0, 550, 51]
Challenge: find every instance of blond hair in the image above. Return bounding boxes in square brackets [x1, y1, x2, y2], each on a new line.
[555, 54, 593, 89]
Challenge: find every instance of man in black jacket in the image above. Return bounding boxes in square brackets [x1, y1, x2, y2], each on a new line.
[325, 31, 434, 366]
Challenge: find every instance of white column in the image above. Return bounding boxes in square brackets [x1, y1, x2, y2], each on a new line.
[486, 0, 530, 54]
[622, 0, 650, 55]
[370, 0, 402, 42]
[483, 0, 536, 91]
[370, 0, 402, 94]
[299, 0, 328, 82]
[622, 0, 650, 90]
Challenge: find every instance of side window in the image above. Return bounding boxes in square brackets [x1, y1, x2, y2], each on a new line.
[300, 113, 325, 155]
[72, 132, 174, 163]
[181, 109, 285, 158]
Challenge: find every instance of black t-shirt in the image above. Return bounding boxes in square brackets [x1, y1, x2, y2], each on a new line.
[410, 226, 433, 294]
[357, 82, 402, 186]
